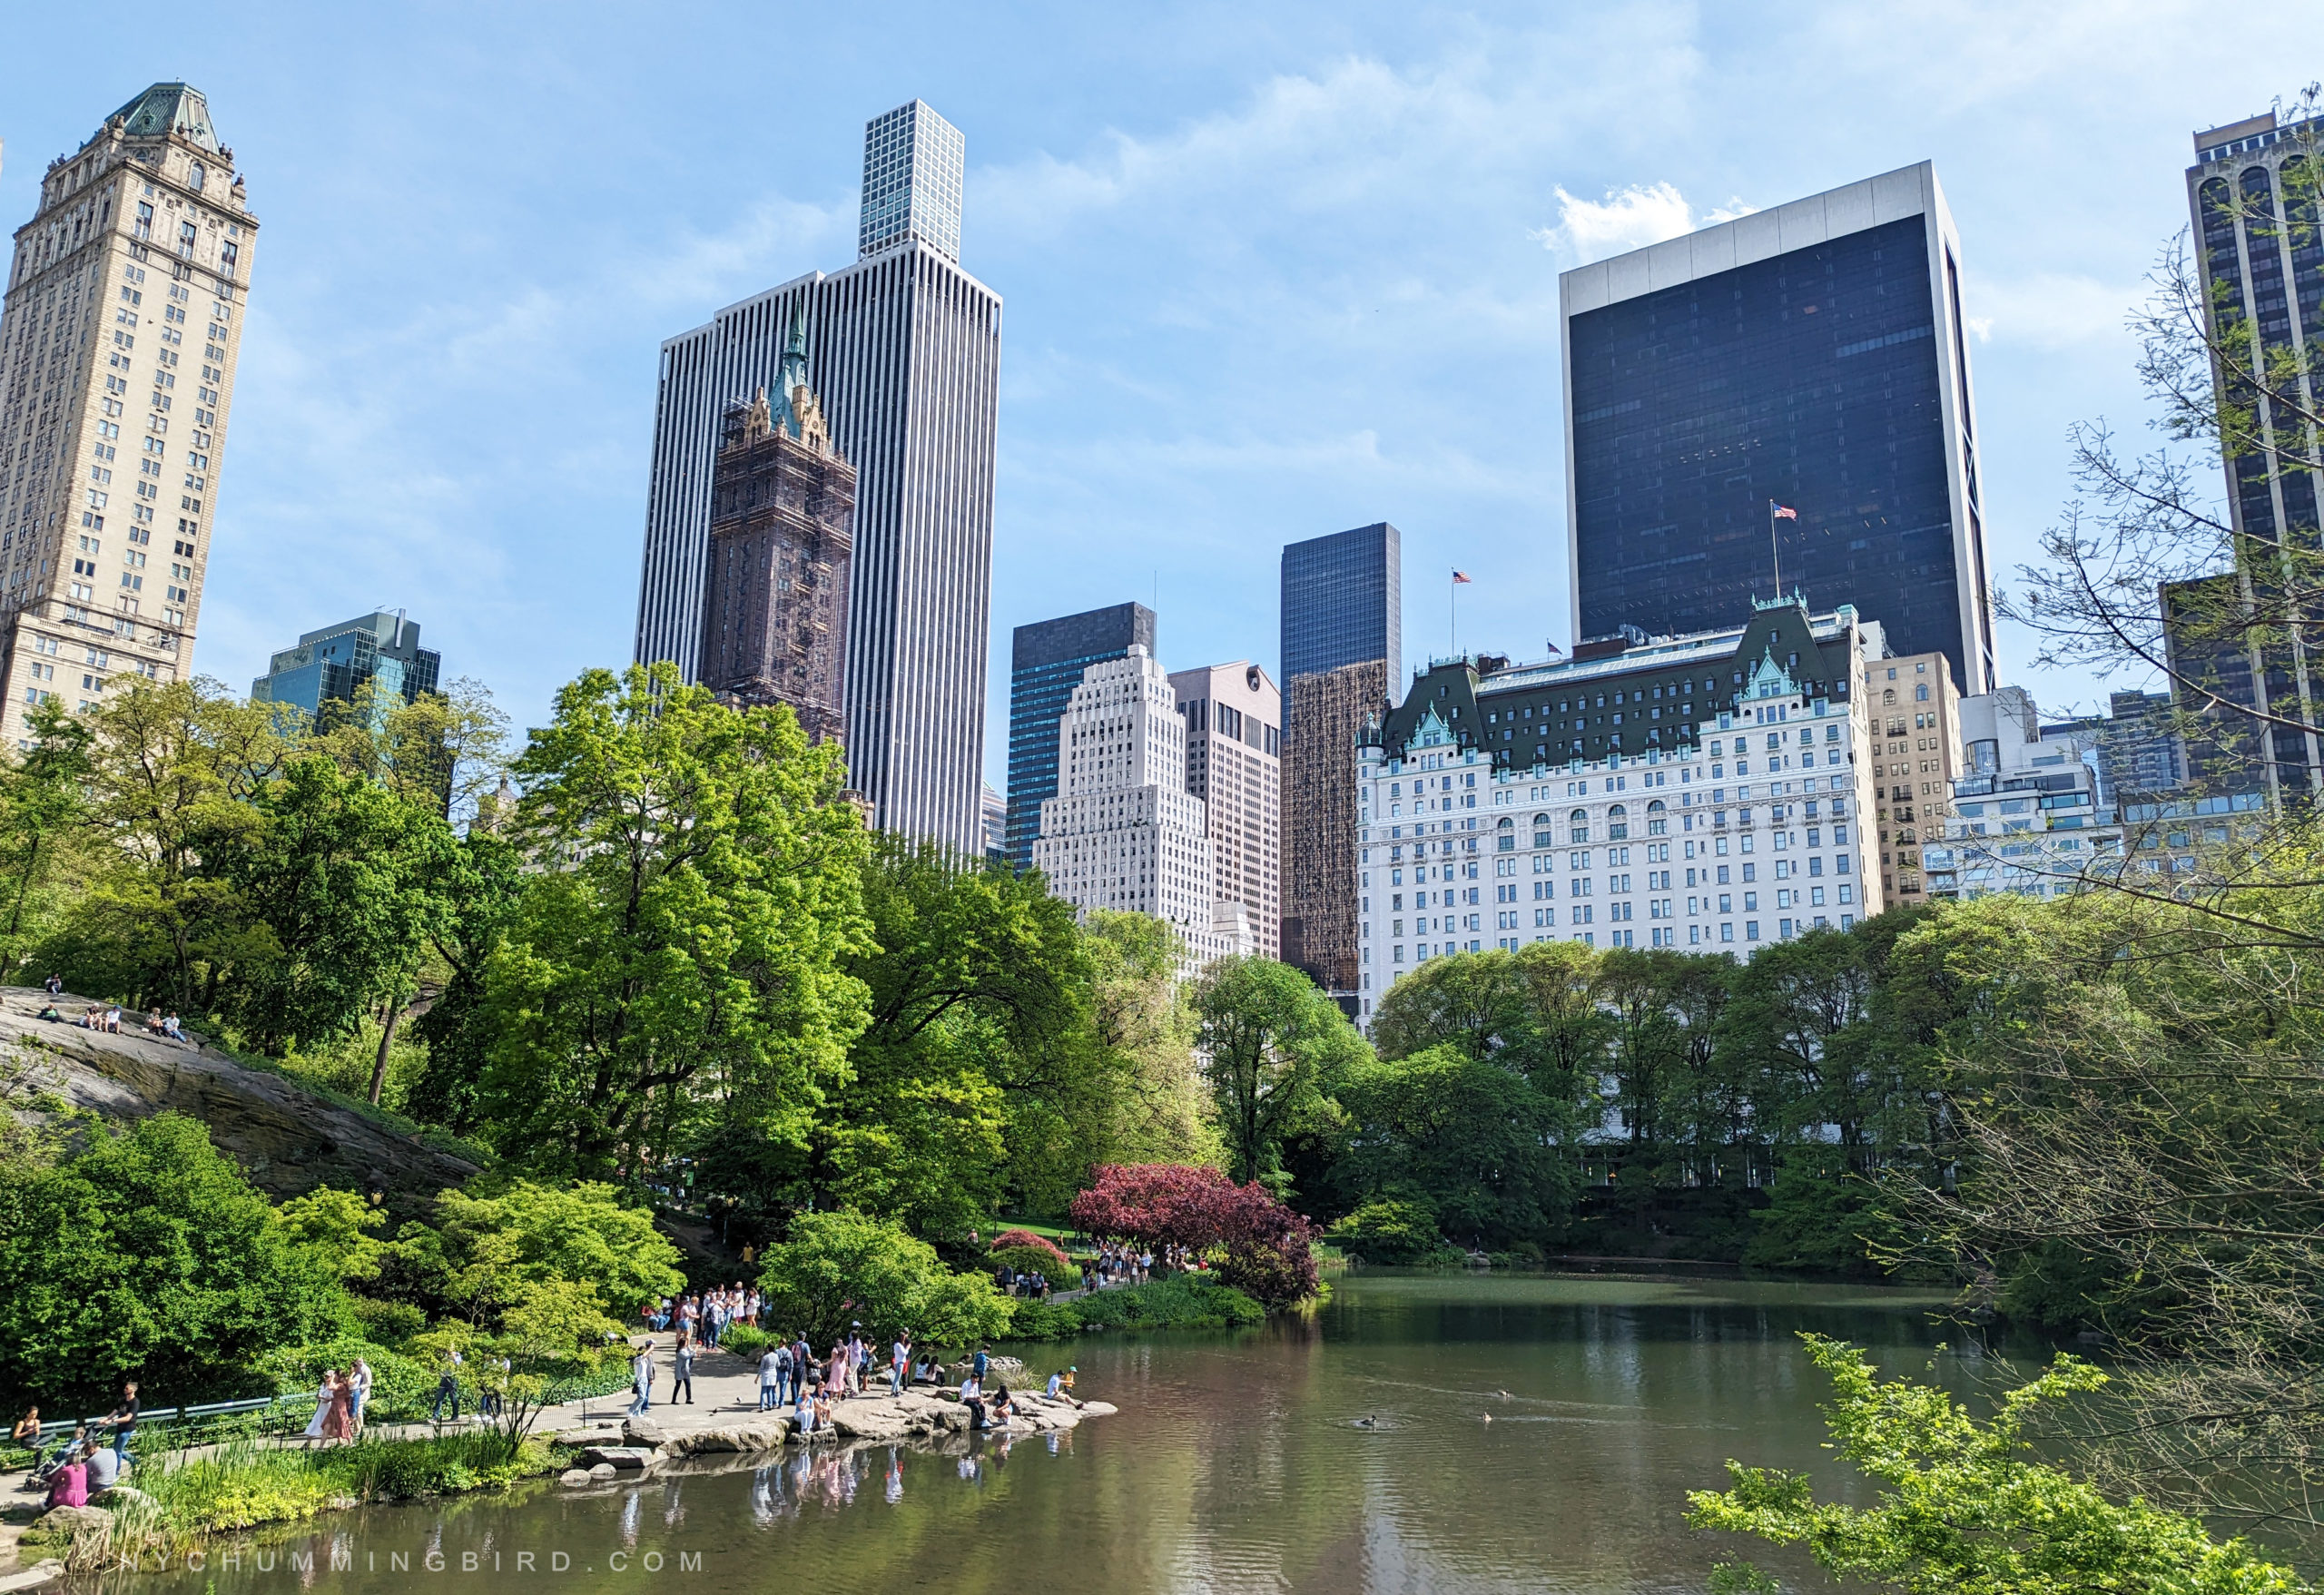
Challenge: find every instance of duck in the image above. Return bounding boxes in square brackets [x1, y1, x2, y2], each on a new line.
[1354, 1414, 1378, 1430]
[1482, 1413, 1493, 1423]
[1497, 1389, 1513, 1401]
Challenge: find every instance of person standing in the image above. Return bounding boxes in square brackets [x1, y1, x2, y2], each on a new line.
[350, 1358, 373, 1436]
[890, 1332, 911, 1396]
[431, 1348, 464, 1423]
[971, 1345, 990, 1393]
[321, 1369, 355, 1444]
[773, 1336, 794, 1408]
[99, 1381, 138, 1468]
[757, 1344, 782, 1411]
[671, 1336, 695, 1405]
[629, 1341, 655, 1417]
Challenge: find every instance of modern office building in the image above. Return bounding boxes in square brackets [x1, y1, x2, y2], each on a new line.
[1354, 598, 1886, 1016]
[1861, 651, 1963, 908]
[2166, 109, 2324, 803]
[695, 315, 855, 744]
[980, 782, 1005, 861]
[1283, 659, 1388, 997]
[635, 100, 1000, 855]
[1281, 522, 1401, 689]
[1032, 646, 1245, 967]
[0, 84, 255, 746]
[1005, 602, 1156, 871]
[1282, 522, 1401, 990]
[1561, 162, 1994, 694]
[1922, 687, 2127, 903]
[1169, 661, 1282, 960]
[251, 610, 440, 723]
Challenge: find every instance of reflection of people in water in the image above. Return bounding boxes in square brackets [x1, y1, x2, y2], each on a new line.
[885, 1448, 903, 1505]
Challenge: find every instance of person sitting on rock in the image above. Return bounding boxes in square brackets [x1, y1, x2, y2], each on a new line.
[44, 1447, 87, 1510]
[792, 1382, 814, 1434]
[35, 1003, 61, 1023]
[811, 1386, 833, 1434]
[988, 1383, 1016, 1430]
[162, 1013, 185, 1043]
[143, 1008, 165, 1033]
[84, 1439, 120, 1493]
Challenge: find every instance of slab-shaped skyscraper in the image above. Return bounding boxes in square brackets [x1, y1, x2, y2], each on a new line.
[635, 101, 1000, 853]
[1561, 162, 1994, 695]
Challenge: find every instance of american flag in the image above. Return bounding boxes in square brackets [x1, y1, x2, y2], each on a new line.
[1771, 504, 1798, 521]
[1452, 570, 1472, 584]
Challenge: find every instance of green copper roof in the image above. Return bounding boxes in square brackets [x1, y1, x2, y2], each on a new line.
[107, 83, 220, 153]
[771, 300, 812, 437]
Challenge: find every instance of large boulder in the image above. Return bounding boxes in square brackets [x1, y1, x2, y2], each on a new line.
[19, 1505, 111, 1551]
[827, 1403, 911, 1442]
[576, 1447, 654, 1471]
[661, 1421, 787, 1456]
[621, 1417, 673, 1447]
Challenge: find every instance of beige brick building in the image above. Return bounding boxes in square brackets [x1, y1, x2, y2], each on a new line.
[1168, 661, 1282, 960]
[0, 83, 253, 745]
[1864, 651, 1962, 906]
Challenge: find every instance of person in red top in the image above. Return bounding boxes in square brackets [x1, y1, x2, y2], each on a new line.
[44, 1449, 87, 1510]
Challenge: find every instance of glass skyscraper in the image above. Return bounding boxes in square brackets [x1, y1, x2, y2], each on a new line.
[251, 610, 439, 723]
[1561, 162, 1994, 694]
[1281, 523, 1401, 690]
[1005, 602, 1156, 870]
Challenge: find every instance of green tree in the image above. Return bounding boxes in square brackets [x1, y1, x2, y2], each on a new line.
[1333, 1043, 1578, 1248]
[1368, 948, 1537, 1063]
[379, 1179, 684, 1328]
[0, 699, 92, 979]
[1687, 1335, 2304, 1595]
[1083, 909, 1222, 1168]
[1192, 956, 1367, 1190]
[475, 665, 872, 1178]
[0, 1113, 343, 1412]
[274, 1185, 390, 1285]
[405, 830, 525, 1133]
[756, 1209, 1013, 1348]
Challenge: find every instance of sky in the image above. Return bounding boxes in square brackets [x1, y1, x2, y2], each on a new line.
[0, 1, 2287, 788]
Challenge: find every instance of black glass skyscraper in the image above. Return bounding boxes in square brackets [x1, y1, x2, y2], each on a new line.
[1281, 523, 1402, 691]
[1561, 162, 1993, 694]
[1005, 603, 1157, 870]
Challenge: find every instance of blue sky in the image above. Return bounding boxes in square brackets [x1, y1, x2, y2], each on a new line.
[0, 1, 2279, 785]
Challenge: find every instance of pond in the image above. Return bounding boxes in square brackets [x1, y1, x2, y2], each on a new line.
[121, 1272, 1985, 1594]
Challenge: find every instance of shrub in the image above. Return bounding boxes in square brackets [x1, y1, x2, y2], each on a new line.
[988, 1245, 1081, 1289]
[345, 1296, 427, 1347]
[1326, 1197, 1459, 1265]
[1070, 1275, 1265, 1334]
[718, 1325, 771, 1358]
[1216, 1240, 1317, 1309]
[759, 1210, 1014, 1348]
[1006, 1300, 1086, 1341]
[1071, 1162, 1319, 1308]
[990, 1229, 1072, 1271]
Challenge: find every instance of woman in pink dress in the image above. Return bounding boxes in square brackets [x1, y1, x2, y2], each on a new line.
[321, 1369, 355, 1442]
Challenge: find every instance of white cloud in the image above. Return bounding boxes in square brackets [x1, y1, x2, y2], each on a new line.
[1533, 182, 1758, 265]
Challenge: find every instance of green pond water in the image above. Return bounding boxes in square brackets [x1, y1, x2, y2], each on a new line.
[118, 1272, 1997, 1595]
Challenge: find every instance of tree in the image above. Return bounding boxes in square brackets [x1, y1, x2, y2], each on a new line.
[405, 830, 525, 1132]
[1083, 910, 1222, 1168]
[1191, 956, 1366, 1189]
[756, 1210, 1012, 1348]
[474, 665, 872, 1178]
[1332, 1044, 1578, 1248]
[1068, 1161, 1319, 1306]
[0, 1114, 343, 1412]
[1595, 948, 1690, 1154]
[1368, 948, 1537, 1064]
[379, 1179, 684, 1328]
[0, 699, 92, 980]
[1687, 1336, 2303, 1595]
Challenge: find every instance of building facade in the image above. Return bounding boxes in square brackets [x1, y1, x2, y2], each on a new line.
[635, 101, 999, 855]
[251, 610, 440, 723]
[1283, 658, 1389, 997]
[696, 318, 855, 743]
[1561, 162, 1994, 694]
[1355, 601, 1886, 1019]
[1168, 661, 1282, 960]
[1862, 651, 1963, 907]
[1281, 522, 1401, 688]
[0, 84, 254, 746]
[1005, 602, 1156, 870]
[1032, 646, 1238, 964]
[1921, 687, 2127, 902]
[2167, 109, 2324, 803]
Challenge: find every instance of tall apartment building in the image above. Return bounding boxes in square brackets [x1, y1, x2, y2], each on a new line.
[1355, 599, 1886, 1016]
[696, 317, 855, 743]
[1281, 522, 1400, 989]
[251, 610, 439, 723]
[1032, 646, 1241, 965]
[2165, 109, 2324, 803]
[0, 84, 253, 745]
[1862, 651, 1962, 907]
[1283, 659, 1387, 994]
[1169, 662, 1282, 960]
[1561, 162, 1994, 694]
[1005, 602, 1156, 870]
[635, 100, 999, 853]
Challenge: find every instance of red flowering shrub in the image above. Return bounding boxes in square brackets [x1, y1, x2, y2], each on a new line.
[989, 1229, 1071, 1272]
[1070, 1163, 1317, 1309]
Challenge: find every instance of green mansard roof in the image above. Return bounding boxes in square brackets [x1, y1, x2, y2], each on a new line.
[107, 83, 220, 153]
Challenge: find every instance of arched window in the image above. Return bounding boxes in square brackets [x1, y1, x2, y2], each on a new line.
[1883, 688, 1896, 706]
[189, 161, 206, 193]
[1607, 802, 1629, 841]
[1915, 684, 1929, 702]
[1533, 812, 1553, 849]
[1646, 799, 1669, 836]
[1496, 815, 1515, 852]
[1568, 807, 1590, 845]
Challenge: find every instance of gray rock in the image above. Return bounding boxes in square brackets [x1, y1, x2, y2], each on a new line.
[587, 1462, 617, 1480]
[93, 1485, 155, 1509]
[0, 1557, 66, 1592]
[558, 1469, 593, 1488]
[576, 1447, 654, 1471]
[20, 1504, 111, 1549]
[828, 1404, 911, 1442]
[621, 1417, 671, 1447]
[661, 1421, 786, 1455]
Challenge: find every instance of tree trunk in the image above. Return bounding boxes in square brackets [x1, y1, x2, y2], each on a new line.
[369, 1000, 403, 1106]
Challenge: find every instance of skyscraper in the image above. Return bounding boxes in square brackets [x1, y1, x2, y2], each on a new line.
[1168, 662, 1281, 960]
[1280, 523, 1399, 993]
[1006, 602, 1156, 870]
[251, 610, 440, 723]
[1561, 162, 1994, 694]
[1033, 646, 1238, 966]
[696, 313, 855, 743]
[0, 84, 254, 745]
[2167, 110, 2324, 802]
[1281, 523, 1401, 689]
[635, 100, 1000, 853]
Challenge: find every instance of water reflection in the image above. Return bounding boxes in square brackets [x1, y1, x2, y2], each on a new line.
[113, 1275, 1980, 1595]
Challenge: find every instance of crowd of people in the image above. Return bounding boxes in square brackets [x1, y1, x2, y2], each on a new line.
[33, 975, 187, 1042]
[13, 1382, 142, 1507]
[642, 1284, 759, 1345]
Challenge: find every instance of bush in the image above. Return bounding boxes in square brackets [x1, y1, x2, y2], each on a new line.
[717, 1325, 771, 1358]
[1326, 1197, 1458, 1265]
[345, 1296, 427, 1347]
[987, 1245, 1081, 1289]
[1069, 1274, 1265, 1334]
[759, 1210, 1014, 1348]
[1006, 1300, 1086, 1341]
[990, 1229, 1072, 1271]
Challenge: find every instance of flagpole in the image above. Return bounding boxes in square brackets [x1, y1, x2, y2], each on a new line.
[1451, 572, 1457, 660]
[1768, 499, 1782, 599]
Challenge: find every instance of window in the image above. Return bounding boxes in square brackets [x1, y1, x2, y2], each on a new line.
[1607, 803, 1629, 840]
[1568, 808, 1590, 845]
[134, 202, 153, 241]
[179, 221, 198, 258]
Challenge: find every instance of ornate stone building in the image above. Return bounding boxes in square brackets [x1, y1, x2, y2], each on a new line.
[696, 313, 855, 744]
[0, 83, 256, 747]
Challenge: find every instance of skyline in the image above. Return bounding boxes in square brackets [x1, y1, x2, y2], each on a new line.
[0, 3, 2285, 787]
